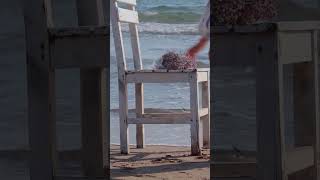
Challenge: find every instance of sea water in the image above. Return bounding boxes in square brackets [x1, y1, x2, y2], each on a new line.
[0, 0, 283, 152]
[110, 0, 210, 146]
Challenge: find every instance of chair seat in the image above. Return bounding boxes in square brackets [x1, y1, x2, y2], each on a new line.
[127, 108, 209, 124]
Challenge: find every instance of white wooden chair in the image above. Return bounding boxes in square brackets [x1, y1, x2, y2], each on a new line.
[111, 0, 210, 155]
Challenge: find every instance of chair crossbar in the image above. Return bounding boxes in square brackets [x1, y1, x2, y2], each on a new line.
[127, 108, 209, 124]
[126, 71, 209, 83]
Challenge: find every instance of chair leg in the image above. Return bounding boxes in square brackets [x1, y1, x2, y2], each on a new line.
[202, 81, 210, 149]
[190, 74, 202, 156]
[136, 83, 145, 148]
[119, 80, 129, 154]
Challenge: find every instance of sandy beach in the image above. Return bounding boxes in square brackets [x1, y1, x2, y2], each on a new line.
[0, 144, 260, 180]
[0, 145, 209, 180]
[111, 145, 210, 180]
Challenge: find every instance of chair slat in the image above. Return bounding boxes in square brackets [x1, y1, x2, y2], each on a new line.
[118, 8, 139, 24]
[44, 0, 54, 27]
[96, 0, 106, 26]
[128, 6, 142, 70]
[116, 0, 136, 6]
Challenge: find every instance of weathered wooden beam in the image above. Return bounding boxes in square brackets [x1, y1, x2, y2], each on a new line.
[135, 84, 144, 148]
[285, 146, 314, 174]
[117, 8, 139, 24]
[312, 30, 320, 180]
[277, 21, 320, 31]
[190, 73, 202, 155]
[256, 32, 283, 180]
[27, 65, 57, 180]
[80, 69, 107, 177]
[126, 72, 190, 83]
[202, 79, 210, 148]
[77, 0, 108, 177]
[50, 34, 108, 69]
[24, 0, 57, 179]
[128, 4, 144, 149]
[128, 117, 191, 124]
[293, 62, 315, 146]
[290, 31, 319, 179]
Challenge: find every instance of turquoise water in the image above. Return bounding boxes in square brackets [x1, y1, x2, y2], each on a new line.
[137, 0, 206, 24]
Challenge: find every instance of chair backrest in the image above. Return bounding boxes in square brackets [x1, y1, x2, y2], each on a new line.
[43, 0, 106, 28]
[111, 0, 143, 74]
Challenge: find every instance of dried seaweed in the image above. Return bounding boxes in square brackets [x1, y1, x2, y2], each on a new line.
[155, 51, 197, 70]
[213, 0, 278, 25]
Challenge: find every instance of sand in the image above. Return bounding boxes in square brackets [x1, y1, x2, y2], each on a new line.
[111, 145, 210, 180]
[0, 145, 210, 180]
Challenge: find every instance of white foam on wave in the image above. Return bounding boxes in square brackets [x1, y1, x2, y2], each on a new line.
[143, 11, 159, 16]
[120, 22, 199, 35]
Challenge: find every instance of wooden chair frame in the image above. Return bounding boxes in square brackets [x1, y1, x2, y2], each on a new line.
[24, 0, 108, 179]
[111, 0, 210, 155]
[211, 21, 320, 179]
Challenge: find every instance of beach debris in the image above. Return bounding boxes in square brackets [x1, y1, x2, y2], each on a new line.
[117, 163, 136, 170]
[154, 51, 197, 70]
[152, 156, 183, 163]
[197, 153, 210, 159]
[213, 0, 278, 25]
[123, 166, 136, 170]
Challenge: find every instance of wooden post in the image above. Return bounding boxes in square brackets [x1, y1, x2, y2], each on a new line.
[110, 0, 130, 154]
[202, 77, 210, 148]
[135, 84, 145, 148]
[209, 36, 214, 173]
[293, 62, 315, 147]
[119, 79, 129, 154]
[24, 0, 57, 179]
[313, 30, 320, 180]
[77, 0, 108, 177]
[27, 66, 57, 180]
[190, 74, 202, 155]
[128, 4, 145, 148]
[256, 32, 284, 180]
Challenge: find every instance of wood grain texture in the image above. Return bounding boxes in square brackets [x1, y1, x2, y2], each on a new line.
[312, 30, 320, 180]
[135, 83, 144, 148]
[256, 32, 283, 180]
[190, 73, 202, 155]
[117, 8, 139, 24]
[202, 74, 210, 148]
[24, 0, 57, 179]
[77, 0, 108, 177]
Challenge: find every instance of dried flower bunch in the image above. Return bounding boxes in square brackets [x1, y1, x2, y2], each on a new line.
[157, 51, 197, 70]
[213, 0, 278, 25]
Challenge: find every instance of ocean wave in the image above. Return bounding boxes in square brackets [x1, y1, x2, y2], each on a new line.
[139, 5, 204, 24]
[145, 5, 204, 12]
[120, 22, 200, 35]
